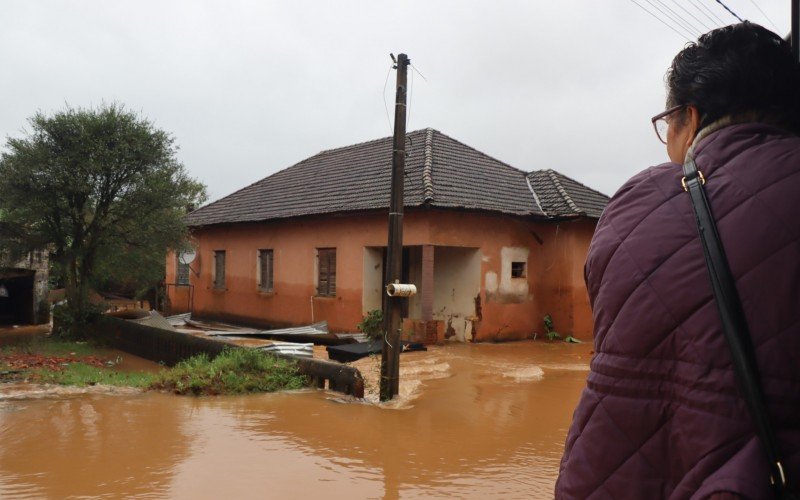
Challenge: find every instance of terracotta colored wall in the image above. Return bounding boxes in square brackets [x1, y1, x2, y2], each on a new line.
[424, 211, 595, 342]
[527, 219, 595, 341]
[165, 209, 597, 341]
[164, 257, 193, 314]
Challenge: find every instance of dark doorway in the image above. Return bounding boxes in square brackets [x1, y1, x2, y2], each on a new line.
[0, 269, 35, 325]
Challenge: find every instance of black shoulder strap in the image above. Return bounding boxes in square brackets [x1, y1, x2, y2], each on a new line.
[682, 158, 792, 496]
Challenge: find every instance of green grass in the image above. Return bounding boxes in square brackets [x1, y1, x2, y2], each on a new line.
[32, 363, 156, 388]
[1, 338, 98, 357]
[0, 338, 155, 387]
[0, 338, 308, 396]
[150, 348, 308, 395]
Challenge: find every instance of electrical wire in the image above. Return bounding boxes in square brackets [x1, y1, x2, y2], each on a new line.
[650, 0, 705, 36]
[629, 0, 695, 40]
[688, 0, 726, 25]
[642, 0, 700, 38]
[383, 63, 394, 134]
[713, 0, 745, 22]
[406, 61, 413, 134]
[410, 63, 427, 82]
[671, 0, 714, 31]
[745, 0, 780, 31]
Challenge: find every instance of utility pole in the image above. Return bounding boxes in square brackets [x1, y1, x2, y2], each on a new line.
[380, 53, 410, 402]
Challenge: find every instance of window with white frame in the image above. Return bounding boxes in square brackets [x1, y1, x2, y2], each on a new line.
[176, 255, 190, 285]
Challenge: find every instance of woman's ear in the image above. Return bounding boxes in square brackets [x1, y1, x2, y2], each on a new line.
[684, 105, 701, 146]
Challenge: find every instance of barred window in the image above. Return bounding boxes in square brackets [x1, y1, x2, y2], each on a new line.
[176, 256, 190, 285]
[258, 249, 273, 291]
[317, 248, 336, 297]
[213, 250, 226, 289]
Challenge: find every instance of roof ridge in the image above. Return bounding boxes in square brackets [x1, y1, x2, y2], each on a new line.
[422, 128, 434, 202]
[525, 174, 546, 216]
[547, 169, 582, 215]
[547, 169, 610, 198]
[432, 130, 530, 177]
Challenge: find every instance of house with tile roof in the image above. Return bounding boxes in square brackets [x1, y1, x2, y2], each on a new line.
[166, 129, 609, 342]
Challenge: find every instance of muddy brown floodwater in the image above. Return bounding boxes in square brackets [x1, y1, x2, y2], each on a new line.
[0, 340, 592, 499]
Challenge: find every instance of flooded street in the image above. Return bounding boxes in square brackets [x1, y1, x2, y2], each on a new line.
[0, 341, 591, 499]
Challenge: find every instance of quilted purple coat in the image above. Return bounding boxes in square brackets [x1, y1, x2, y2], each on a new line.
[556, 123, 800, 499]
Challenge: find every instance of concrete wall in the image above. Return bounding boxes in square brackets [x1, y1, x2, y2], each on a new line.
[432, 246, 480, 342]
[361, 247, 384, 315]
[167, 209, 597, 342]
[81, 314, 364, 397]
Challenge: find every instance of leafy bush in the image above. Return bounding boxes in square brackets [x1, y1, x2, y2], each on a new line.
[542, 314, 581, 343]
[543, 314, 561, 341]
[357, 309, 384, 340]
[51, 302, 104, 339]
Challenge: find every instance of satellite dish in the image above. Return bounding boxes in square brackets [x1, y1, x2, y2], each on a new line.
[178, 249, 197, 265]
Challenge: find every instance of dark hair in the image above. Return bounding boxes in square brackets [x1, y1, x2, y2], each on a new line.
[667, 22, 800, 133]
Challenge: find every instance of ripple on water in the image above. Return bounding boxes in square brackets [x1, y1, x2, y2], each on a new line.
[0, 383, 141, 401]
[538, 363, 591, 372]
[502, 365, 545, 382]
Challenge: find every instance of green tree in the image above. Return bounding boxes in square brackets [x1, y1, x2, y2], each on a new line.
[0, 104, 206, 337]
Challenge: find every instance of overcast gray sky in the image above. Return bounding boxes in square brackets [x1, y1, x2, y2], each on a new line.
[1, 1, 791, 202]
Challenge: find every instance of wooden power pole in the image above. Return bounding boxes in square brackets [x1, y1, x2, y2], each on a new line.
[380, 53, 410, 402]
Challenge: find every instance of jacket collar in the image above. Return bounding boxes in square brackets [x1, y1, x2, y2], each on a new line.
[686, 112, 793, 162]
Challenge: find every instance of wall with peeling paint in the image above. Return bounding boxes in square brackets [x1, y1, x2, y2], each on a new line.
[432, 246, 481, 342]
[166, 209, 597, 342]
[361, 247, 384, 315]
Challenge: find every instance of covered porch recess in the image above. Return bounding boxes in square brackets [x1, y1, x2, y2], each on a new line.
[362, 245, 481, 343]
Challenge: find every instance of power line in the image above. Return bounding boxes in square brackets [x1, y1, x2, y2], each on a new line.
[643, 0, 702, 37]
[688, 0, 726, 25]
[406, 62, 413, 133]
[650, 0, 705, 36]
[745, 0, 779, 31]
[671, 0, 714, 31]
[629, 0, 695, 40]
[714, 0, 745, 22]
[410, 63, 427, 82]
[383, 63, 393, 134]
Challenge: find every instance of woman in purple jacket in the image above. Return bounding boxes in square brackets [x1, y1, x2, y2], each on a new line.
[556, 23, 800, 499]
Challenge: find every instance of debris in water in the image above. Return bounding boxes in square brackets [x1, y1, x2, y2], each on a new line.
[326, 340, 427, 363]
[259, 342, 314, 358]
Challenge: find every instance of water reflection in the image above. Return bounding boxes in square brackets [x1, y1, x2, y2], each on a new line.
[0, 341, 591, 499]
[0, 391, 192, 499]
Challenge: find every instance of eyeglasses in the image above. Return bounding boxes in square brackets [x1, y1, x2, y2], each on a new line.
[651, 105, 685, 145]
